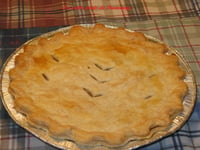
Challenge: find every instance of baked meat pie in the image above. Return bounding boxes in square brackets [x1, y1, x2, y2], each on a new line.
[9, 24, 187, 147]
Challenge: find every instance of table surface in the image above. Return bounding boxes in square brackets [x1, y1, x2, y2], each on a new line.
[0, 0, 200, 150]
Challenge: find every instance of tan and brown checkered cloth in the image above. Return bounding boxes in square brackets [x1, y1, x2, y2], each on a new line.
[0, 0, 199, 29]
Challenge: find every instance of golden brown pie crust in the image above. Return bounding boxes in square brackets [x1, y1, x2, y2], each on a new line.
[9, 24, 187, 147]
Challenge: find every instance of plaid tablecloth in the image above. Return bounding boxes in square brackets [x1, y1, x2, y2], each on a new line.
[0, 0, 200, 29]
[0, 0, 200, 150]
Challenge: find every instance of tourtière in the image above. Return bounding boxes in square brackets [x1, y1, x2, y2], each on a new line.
[8, 24, 187, 148]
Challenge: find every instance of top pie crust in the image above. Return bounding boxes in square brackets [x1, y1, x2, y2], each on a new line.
[9, 24, 187, 147]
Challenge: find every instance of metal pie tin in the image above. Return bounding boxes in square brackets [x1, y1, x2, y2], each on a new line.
[0, 24, 197, 150]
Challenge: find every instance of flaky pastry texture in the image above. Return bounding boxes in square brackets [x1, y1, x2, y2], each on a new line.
[9, 24, 187, 147]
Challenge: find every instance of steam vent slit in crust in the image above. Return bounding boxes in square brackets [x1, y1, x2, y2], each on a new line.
[8, 23, 187, 147]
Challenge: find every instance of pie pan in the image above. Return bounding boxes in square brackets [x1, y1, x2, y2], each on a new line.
[0, 24, 197, 150]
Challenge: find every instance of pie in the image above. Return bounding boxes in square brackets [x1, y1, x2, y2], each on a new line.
[8, 24, 187, 147]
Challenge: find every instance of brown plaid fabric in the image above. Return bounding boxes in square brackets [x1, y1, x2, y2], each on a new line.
[0, 0, 199, 29]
